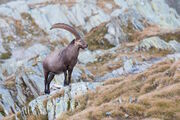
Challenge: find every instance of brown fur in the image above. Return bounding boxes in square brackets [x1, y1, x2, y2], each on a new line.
[43, 23, 88, 94]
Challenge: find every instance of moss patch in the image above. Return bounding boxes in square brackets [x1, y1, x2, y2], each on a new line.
[159, 31, 180, 42]
[121, 20, 137, 41]
[0, 104, 5, 116]
[0, 51, 12, 59]
[21, 12, 47, 36]
[85, 23, 114, 50]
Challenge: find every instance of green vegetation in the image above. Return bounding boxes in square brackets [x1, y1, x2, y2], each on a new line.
[160, 31, 180, 42]
[0, 51, 12, 59]
[21, 12, 47, 36]
[85, 23, 114, 50]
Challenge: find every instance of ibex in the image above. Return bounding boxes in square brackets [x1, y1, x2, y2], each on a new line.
[43, 23, 88, 94]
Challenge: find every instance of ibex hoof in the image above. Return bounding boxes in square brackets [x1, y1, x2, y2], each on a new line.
[44, 90, 50, 94]
[64, 81, 68, 86]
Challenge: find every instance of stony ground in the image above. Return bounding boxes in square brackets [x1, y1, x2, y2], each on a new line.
[0, 0, 180, 120]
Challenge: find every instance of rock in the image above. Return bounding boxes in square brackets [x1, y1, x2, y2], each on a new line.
[118, 97, 123, 104]
[16, 83, 27, 106]
[105, 3, 112, 10]
[72, 67, 82, 82]
[0, 0, 180, 119]
[113, 0, 128, 13]
[105, 111, 112, 116]
[136, 37, 172, 52]
[0, 5, 21, 20]
[129, 96, 133, 103]
[125, 113, 129, 118]
[0, 85, 17, 115]
[25, 43, 50, 59]
[169, 40, 180, 52]
[96, 57, 164, 82]
[123, 59, 134, 73]
[24, 82, 101, 120]
[106, 8, 146, 45]
[21, 72, 40, 97]
[78, 50, 96, 64]
[53, 74, 64, 86]
[6, 1, 29, 13]
[166, 0, 180, 15]
[129, 0, 180, 28]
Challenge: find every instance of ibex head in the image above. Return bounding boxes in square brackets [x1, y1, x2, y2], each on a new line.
[50, 23, 88, 49]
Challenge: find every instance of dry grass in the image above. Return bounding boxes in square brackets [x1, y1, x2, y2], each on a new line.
[28, 0, 118, 13]
[28, 0, 77, 8]
[86, 52, 122, 77]
[57, 58, 180, 120]
[133, 25, 180, 42]
[86, 40, 170, 81]
[26, 115, 48, 120]
[3, 74, 16, 88]
[2, 114, 15, 120]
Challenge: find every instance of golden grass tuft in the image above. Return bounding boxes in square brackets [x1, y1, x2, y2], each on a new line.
[26, 115, 48, 120]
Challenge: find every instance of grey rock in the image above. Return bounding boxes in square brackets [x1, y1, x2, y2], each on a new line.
[125, 113, 129, 118]
[123, 59, 134, 73]
[0, 5, 21, 20]
[166, 0, 180, 15]
[96, 57, 163, 82]
[131, 0, 180, 28]
[21, 73, 39, 97]
[106, 8, 146, 45]
[25, 82, 101, 119]
[136, 37, 172, 51]
[78, 50, 96, 64]
[6, 1, 29, 13]
[105, 111, 112, 116]
[105, 3, 112, 10]
[169, 40, 180, 52]
[136, 37, 180, 53]
[0, 85, 17, 115]
[72, 67, 82, 82]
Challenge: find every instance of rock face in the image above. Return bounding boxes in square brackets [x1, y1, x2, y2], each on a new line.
[0, 0, 180, 119]
[166, 0, 180, 15]
[136, 36, 180, 53]
[22, 82, 101, 120]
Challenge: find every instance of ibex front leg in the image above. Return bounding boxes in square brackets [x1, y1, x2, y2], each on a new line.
[64, 71, 68, 86]
[67, 69, 73, 85]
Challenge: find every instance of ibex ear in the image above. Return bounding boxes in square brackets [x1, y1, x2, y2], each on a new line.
[70, 39, 75, 44]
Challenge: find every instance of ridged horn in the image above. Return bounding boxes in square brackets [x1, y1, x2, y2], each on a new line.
[50, 23, 81, 40]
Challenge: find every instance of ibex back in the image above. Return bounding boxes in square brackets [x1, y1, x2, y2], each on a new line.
[43, 23, 88, 94]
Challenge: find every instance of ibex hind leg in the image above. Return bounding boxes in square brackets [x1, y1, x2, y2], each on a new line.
[44, 70, 49, 94]
[46, 72, 55, 94]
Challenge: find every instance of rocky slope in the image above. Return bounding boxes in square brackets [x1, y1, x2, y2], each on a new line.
[0, 0, 180, 120]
